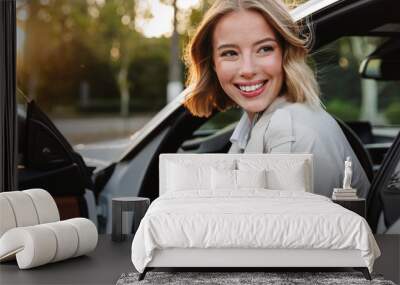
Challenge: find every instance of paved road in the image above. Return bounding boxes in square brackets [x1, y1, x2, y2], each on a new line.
[53, 115, 154, 167]
[53, 115, 154, 145]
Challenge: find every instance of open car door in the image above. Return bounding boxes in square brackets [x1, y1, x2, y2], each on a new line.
[18, 100, 94, 220]
[368, 130, 400, 234]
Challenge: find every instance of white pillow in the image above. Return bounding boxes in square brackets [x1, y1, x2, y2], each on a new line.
[267, 163, 306, 191]
[238, 158, 308, 192]
[211, 168, 267, 190]
[211, 168, 236, 190]
[167, 162, 209, 191]
[166, 160, 235, 192]
[236, 169, 267, 189]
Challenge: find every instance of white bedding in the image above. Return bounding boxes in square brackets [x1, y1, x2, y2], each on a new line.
[131, 190, 380, 273]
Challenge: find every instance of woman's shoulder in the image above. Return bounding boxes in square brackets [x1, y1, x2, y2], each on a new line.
[264, 97, 325, 116]
[280, 101, 335, 123]
[268, 101, 339, 134]
[280, 101, 345, 140]
[258, 98, 336, 134]
[284, 101, 323, 113]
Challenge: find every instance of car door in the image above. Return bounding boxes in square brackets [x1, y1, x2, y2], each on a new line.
[18, 99, 94, 220]
[367, 130, 400, 233]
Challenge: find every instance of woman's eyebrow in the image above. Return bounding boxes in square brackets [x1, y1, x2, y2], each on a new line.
[217, 37, 277, 50]
[254, 37, 277, 46]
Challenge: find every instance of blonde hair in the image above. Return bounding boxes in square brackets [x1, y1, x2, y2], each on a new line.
[183, 0, 321, 117]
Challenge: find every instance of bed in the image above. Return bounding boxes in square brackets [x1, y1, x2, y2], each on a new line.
[131, 154, 380, 280]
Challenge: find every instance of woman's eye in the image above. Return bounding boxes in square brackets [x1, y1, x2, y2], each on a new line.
[258, 46, 273, 54]
[220, 50, 237, 57]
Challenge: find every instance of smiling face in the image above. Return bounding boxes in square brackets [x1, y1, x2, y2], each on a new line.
[212, 9, 284, 119]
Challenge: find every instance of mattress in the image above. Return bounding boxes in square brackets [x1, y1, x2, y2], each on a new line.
[131, 190, 380, 273]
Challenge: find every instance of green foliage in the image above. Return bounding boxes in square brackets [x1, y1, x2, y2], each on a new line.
[128, 38, 170, 111]
[17, 0, 172, 114]
[385, 103, 400, 124]
[313, 38, 361, 106]
[325, 99, 360, 121]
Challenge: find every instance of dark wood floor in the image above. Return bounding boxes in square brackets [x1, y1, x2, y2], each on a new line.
[0, 235, 398, 284]
[374, 235, 400, 284]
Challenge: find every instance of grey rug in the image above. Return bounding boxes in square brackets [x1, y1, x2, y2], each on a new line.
[116, 271, 396, 285]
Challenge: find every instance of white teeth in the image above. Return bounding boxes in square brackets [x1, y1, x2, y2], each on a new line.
[238, 82, 264, 92]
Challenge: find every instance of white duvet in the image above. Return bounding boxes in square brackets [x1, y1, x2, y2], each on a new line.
[131, 190, 380, 273]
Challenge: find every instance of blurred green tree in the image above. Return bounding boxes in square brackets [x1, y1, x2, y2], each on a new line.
[17, 0, 171, 115]
[83, 0, 138, 117]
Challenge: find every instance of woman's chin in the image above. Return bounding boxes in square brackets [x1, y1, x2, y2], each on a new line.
[241, 106, 266, 114]
[239, 96, 279, 114]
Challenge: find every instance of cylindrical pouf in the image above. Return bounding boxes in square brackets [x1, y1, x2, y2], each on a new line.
[0, 226, 57, 269]
[23, 189, 60, 223]
[42, 221, 79, 262]
[1, 192, 39, 227]
[0, 196, 17, 237]
[65, 218, 98, 257]
[0, 219, 98, 269]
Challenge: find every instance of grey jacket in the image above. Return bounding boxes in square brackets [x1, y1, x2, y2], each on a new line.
[229, 97, 370, 198]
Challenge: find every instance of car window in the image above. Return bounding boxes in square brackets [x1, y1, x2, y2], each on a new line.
[311, 36, 400, 129]
[198, 108, 243, 131]
[178, 108, 242, 154]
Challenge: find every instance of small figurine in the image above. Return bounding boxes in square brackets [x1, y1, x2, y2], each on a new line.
[342, 156, 353, 189]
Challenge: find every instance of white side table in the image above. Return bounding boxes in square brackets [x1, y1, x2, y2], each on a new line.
[112, 197, 150, 242]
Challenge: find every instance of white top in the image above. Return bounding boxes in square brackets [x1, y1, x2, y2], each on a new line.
[229, 112, 252, 150]
[229, 97, 289, 152]
[229, 97, 370, 198]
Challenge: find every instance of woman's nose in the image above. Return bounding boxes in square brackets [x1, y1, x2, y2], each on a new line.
[239, 55, 257, 79]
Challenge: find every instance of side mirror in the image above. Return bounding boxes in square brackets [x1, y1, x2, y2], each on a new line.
[359, 39, 400, 81]
[360, 57, 400, 80]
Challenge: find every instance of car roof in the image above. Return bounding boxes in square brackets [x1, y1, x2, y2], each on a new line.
[291, 0, 341, 21]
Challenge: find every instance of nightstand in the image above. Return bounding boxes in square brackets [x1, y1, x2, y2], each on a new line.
[112, 197, 150, 242]
[332, 198, 366, 218]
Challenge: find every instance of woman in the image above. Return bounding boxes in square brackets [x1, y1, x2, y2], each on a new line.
[183, 0, 370, 198]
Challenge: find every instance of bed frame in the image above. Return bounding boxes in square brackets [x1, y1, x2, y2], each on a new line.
[139, 248, 371, 280]
[138, 154, 372, 281]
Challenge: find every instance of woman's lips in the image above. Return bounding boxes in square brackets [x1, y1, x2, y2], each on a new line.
[236, 81, 267, 98]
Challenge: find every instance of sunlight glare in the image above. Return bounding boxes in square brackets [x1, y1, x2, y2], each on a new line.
[177, 0, 201, 10]
[135, 0, 200, 38]
[135, 1, 173, 38]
